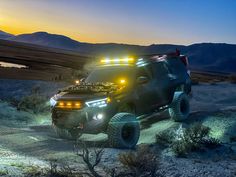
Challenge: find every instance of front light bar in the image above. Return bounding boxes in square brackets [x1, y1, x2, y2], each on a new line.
[56, 101, 82, 109]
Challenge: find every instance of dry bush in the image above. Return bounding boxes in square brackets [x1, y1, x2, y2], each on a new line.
[172, 123, 210, 156]
[17, 94, 49, 114]
[46, 160, 80, 177]
[0, 169, 8, 176]
[23, 165, 44, 177]
[75, 142, 105, 177]
[202, 138, 221, 149]
[74, 142, 161, 177]
[23, 161, 83, 177]
[184, 123, 210, 149]
[156, 131, 174, 147]
[17, 86, 49, 114]
[77, 143, 104, 177]
[118, 145, 160, 177]
[156, 123, 220, 157]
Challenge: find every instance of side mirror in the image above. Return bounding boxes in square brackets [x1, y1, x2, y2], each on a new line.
[137, 76, 149, 84]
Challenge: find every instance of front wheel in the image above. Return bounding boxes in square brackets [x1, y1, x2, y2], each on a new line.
[107, 113, 140, 149]
[169, 92, 190, 122]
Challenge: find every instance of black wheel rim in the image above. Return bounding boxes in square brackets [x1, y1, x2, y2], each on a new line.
[121, 124, 135, 143]
[180, 98, 189, 115]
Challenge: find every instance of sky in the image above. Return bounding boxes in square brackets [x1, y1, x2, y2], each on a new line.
[0, 0, 236, 45]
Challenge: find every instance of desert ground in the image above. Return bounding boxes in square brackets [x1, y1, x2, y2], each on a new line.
[0, 79, 236, 177]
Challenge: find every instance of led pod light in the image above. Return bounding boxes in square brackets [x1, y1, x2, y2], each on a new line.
[50, 97, 57, 107]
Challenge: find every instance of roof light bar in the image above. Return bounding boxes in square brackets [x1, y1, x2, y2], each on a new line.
[100, 57, 134, 64]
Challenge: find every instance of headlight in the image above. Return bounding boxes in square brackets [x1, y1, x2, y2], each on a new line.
[85, 97, 111, 108]
[50, 97, 57, 107]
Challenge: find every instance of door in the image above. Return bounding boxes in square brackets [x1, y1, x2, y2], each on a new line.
[152, 62, 176, 107]
[134, 65, 158, 113]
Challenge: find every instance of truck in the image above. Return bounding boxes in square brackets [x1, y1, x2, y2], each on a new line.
[50, 50, 191, 148]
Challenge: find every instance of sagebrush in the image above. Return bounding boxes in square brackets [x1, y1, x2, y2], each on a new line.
[118, 145, 160, 177]
[156, 123, 220, 156]
[17, 94, 49, 114]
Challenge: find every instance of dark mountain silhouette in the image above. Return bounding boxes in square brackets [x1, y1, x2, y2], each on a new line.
[0, 30, 14, 39]
[9, 32, 81, 50]
[1, 30, 236, 73]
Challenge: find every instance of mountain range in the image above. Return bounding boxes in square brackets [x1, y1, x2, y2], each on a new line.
[0, 30, 236, 73]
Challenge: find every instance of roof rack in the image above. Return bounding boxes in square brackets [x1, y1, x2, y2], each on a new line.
[139, 49, 181, 58]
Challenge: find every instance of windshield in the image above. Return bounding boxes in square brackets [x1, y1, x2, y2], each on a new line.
[85, 66, 135, 84]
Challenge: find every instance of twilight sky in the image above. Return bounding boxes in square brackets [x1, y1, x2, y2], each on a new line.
[0, 0, 236, 45]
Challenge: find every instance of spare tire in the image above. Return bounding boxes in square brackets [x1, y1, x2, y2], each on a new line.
[107, 113, 140, 149]
[169, 91, 190, 122]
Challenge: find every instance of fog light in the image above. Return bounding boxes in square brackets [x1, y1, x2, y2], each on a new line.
[97, 113, 103, 120]
[93, 113, 104, 120]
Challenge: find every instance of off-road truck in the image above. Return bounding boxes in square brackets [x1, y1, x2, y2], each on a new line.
[50, 51, 191, 148]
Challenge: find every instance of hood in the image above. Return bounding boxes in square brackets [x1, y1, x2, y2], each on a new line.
[59, 82, 120, 94]
[55, 91, 107, 102]
[54, 82, 119, 102]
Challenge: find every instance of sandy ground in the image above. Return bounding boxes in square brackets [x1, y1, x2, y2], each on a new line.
[0, 81, 236, 176]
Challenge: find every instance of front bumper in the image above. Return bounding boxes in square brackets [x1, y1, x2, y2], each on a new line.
[52, 105, 116, 133]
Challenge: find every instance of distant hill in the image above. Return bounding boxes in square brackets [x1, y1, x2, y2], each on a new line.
[0, 30, 14, 39]
[9, 32, 81, 51]
[1, 30, 236, 73]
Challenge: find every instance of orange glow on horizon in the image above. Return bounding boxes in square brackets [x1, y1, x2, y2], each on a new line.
[0, 7, 171, 45]
[0, 3, 177, 45]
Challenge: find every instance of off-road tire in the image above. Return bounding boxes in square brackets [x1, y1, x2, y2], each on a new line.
[169, 91, 190, 122]
[107, 113, 140, 149]
[53, 124, 81, 140]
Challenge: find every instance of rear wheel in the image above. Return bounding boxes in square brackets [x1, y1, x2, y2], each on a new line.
[107, 113, 140, 149]
[169, 91, 190, 122]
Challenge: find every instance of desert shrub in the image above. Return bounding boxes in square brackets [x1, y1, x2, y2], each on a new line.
[183, 123, 210, 149]
[22, 161, 82, 177]
[45, 160, 80, 177]
[23, 165, 44, 177]
[172, 123, 211, 156]
[0, 169, 8, 176]
[202, 138, 221, 149]
[118, 145, 160, 177]
[156, 123, 220, 157]
[77, 143, 104, 177]
[156, 131, 174, 147]
[74, 142, 161, 177]
[17, 94, 49, 114]
[171, 140, 192, 157]
[0, 101, 33, 125]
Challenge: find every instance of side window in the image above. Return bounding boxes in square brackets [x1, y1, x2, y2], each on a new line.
[152, 62, 170, 78]
[136, 65, 152, 79]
